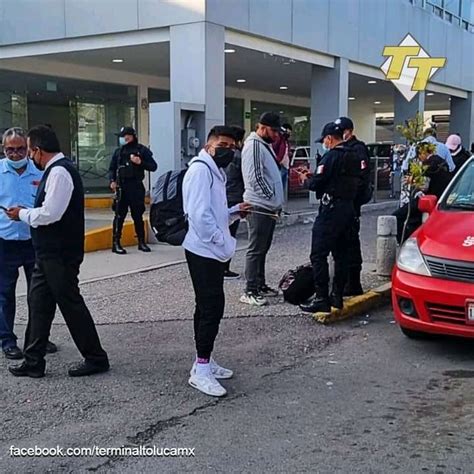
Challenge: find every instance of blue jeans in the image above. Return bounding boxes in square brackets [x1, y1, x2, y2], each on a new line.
[280, 167, 289, 197]
[0, 238, 35, 350]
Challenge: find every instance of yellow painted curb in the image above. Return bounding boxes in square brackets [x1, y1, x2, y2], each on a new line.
[84, 220, 150, 253]
[84, 196, 151, 209]
[84, 197, 113, 209]
[313, 282, 391, 324]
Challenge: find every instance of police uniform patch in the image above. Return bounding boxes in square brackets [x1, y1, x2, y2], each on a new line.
[317, 165, 325, 174]
[361, 160, 367, 170]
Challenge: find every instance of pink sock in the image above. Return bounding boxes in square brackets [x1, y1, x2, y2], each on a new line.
[197, 357, 209, 364]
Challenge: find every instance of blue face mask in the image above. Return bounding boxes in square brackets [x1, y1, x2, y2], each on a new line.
[5, 157, 28, 170]
[119, 137, 127, 146]
[321, 144, 329, 153]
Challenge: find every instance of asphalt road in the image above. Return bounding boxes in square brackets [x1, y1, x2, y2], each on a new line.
[1, 209, 473, 473]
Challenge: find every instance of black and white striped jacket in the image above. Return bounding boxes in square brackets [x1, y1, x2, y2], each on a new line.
[241, 132, 284, 212]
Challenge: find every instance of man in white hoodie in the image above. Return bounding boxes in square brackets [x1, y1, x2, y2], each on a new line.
[183, 126, 250, 397]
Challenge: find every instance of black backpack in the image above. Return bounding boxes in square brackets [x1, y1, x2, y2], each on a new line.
[278, 264, 315, 305]
[150, 161, 213, 246]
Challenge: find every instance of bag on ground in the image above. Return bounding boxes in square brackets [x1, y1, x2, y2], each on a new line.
[278, 263, 314, 305]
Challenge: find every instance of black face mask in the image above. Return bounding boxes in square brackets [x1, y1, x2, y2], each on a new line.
[262, 135, 274, 144]
[213, 147, 235, 168]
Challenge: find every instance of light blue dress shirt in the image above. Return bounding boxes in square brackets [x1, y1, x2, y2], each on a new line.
[0, 158, 43, 241]
[422, 136, 456, 172]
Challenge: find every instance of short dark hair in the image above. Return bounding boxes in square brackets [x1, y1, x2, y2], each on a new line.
[27, 125, 61, 153]
[230, 125, 245, 142]
[207, 125, 236, 142]
[423, 127, 437, 138]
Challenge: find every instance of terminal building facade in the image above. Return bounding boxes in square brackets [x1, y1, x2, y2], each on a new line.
[0, 0, 472, 194]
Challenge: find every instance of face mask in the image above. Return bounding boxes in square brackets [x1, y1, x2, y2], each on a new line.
[5, 157, 28, 170]
[213, 147, 235, 168]
[30, 152, 44, 171]
[262, 135, 274, 144]
[119, 137, 127, 146]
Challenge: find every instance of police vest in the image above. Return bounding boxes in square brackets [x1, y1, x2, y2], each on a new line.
[327, 147, 362, 200]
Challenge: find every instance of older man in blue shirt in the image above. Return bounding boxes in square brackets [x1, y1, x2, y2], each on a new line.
[422, 128, 455, 173]
[0, 127, 56, 359]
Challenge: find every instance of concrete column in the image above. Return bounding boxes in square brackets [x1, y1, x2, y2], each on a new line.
[348, 101, 376, 143]
[137, 85, 149, 146]
[149, 22, 225, 174]
[450, 92, 473, 147]
[309, 58, 349, 203]
[310, 58, 349, 155]
[393, 89, 425, 142]
[170, 22, 225, 134]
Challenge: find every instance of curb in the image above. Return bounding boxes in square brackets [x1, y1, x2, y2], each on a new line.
[84, 220, 150, 252]
[313, 282, 392, 324]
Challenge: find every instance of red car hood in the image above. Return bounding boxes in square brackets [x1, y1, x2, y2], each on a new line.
[418, 209, 474, 262]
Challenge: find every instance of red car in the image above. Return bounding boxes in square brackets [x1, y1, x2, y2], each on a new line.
[392, 157, 474, 339]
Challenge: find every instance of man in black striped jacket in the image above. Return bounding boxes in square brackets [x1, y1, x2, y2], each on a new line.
[240, 112, 284, 307]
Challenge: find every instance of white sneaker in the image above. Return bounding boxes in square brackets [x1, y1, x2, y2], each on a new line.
[240, 292, 267, 306]
[191, 359, 233, 379]
[188, 368, 227, 397]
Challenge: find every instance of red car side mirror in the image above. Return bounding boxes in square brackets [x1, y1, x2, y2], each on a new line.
[418, 195, 438, 214]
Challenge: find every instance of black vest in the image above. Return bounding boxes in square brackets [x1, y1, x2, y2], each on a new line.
[31, 158, 85, 262]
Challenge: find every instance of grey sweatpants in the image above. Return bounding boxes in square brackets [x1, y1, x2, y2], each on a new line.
[244, 210, 277, 293]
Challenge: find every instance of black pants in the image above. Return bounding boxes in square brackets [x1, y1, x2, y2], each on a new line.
[393, 202, 422, 244]
[224, 219, 240, 271]
[23, 258, 108, 370]
[245, 211, 276, 292]
[310, 201, 355, 297]
[185, 250, 226, 360]
[113, 180, 146, 240]
[346, 211, 363, 275]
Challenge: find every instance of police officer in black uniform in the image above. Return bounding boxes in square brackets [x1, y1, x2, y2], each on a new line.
[299, 122, 362, 313]
[335, 116, 372, 296]
[109, 126, 157, 254]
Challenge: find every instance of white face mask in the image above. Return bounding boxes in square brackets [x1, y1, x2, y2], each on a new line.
[119, 137, 127, 146]
[322, 144, 329, 152]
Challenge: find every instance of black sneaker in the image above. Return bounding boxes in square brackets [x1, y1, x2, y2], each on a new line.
[224, 270, 240, 280]
[330, 294, 344, 310]
[3, 346, 23, 360]
[258, 285, 279, 297]
[300, 296, 332, 313]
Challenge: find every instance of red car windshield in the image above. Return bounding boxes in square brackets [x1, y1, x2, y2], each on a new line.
[441, 159, 474, 211]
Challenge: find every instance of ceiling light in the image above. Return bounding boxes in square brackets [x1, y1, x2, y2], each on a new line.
[283, 61, 291, 65]
[279, 111, 284, 114]
[349, 97, 356, 100]
[368, 80, 377, 84]
[224, 48, 235, 53]
[374, 101, 381, 104]
[427, 92, 434, 96]
[236, 79, 246, 83]
[112, 58, 124, 63]
[252, 107, 257, 110]
[448, 97, 451, 101]
[279, 86, 288, 90]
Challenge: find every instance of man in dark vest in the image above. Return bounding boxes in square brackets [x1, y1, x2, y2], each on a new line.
[109, 126, 157, 254]
[6, 125, 109, 378]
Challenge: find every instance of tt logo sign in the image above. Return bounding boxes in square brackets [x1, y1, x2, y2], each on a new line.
[381, 34, 446, 102]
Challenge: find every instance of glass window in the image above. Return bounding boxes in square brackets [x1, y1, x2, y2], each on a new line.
[0, 69, 137, 193]
[444, 0, 460, 14]
[149, 88, 170, 103]
[225, 98, 244, 128]
[460, 0, 474, 21]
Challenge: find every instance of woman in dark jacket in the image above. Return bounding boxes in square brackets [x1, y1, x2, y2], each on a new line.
[224, 126, 246, 279]
[394, 142, 452, 243]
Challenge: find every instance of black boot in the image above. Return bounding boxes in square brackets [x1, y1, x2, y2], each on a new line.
[343, 269, 364, 296]
[330, 293, 344, 309]
[138, 238, 151, 253]
[112, 239, 127, 255]
[300, 295, 331, 313]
